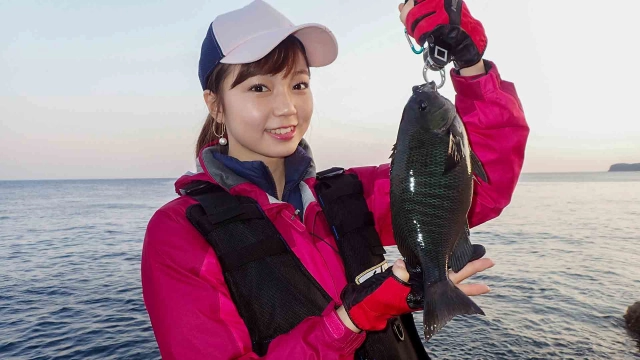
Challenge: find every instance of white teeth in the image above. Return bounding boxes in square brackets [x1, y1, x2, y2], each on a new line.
[267, 126, 293, 135]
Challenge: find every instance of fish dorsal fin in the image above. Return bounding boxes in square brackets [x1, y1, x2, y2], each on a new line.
[470, 150, 489, 183]
[444, 133, 463, 175]
[389, 142, 398, 172]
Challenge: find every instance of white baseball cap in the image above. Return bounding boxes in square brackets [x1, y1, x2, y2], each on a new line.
[198, 0, 339, 89]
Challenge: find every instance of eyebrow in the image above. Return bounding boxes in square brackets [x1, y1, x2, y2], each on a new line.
[293, 69, 310, 76]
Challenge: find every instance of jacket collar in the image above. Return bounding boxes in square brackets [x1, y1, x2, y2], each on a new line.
[183, 138, 317, 195]
[212, 146, 312, 200]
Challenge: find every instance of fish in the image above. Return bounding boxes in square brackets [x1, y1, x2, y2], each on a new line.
[389, 82, 488, 341]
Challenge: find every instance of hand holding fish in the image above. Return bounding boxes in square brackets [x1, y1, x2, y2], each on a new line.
[336, 258, 493, 333]
[397, 257, 494, 296]
[337, 261, 422, 333]
[448, 257, 494, 296]
[398, 257, 494, 309]
[399, 0, 487, 71]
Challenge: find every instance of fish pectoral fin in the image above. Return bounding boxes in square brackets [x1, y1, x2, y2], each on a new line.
[443, 133, 463, 175]
[470, 150, 489, 183]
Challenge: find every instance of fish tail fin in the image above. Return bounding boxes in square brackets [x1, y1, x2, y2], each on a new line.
[422, 279, 485, 341]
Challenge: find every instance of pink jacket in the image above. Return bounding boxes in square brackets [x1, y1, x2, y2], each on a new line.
[141, 62, 529, 360]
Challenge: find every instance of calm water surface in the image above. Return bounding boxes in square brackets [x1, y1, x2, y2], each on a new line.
[0, 172, 639, 359]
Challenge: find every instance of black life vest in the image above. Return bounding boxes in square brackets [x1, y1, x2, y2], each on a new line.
[185, 167, 430, 360]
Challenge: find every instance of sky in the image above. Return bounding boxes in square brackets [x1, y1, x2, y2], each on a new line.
[1, 0, 639, 180]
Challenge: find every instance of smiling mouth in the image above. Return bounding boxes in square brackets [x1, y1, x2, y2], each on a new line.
[266, 126, 295, 135]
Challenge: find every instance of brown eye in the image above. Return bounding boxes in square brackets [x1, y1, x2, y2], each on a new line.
[294, 82, 309, 90]
[250, 84, 269, 92]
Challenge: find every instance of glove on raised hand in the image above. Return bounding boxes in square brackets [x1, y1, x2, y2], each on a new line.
[406, 0, 487, 69]
[340, 267, 423, 331]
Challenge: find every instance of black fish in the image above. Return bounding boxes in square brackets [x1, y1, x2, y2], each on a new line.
[390, 82, 488, 341]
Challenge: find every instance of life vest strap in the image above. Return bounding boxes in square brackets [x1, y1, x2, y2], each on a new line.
[205, 204, 264, 226]
[217, 233, 288, 271]
[315, 170, 386, 257]
[185, 182, 288, 271]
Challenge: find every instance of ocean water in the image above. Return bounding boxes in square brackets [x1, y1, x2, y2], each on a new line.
[0, 172, 639, 359]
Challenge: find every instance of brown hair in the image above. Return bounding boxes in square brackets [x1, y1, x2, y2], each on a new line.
[195, 35, 311, 156]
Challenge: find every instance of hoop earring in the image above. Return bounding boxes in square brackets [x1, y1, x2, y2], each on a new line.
[213, 121, 227, 146]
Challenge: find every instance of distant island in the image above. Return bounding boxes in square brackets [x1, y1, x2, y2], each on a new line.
[609, 163, 640, 172]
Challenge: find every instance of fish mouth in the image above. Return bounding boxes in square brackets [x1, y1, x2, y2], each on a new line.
[414, 82, 438, 93]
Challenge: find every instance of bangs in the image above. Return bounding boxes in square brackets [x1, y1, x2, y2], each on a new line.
[230, 35, 310, 89]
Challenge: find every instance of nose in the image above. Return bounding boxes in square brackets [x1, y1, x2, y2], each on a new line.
[273, 88, 297, 117]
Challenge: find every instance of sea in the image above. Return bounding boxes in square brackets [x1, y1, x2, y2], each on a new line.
[0, 172, 639, 359]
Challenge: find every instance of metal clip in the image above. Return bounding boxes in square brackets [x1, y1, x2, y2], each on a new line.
[403, 23, 446, 88]
[404, 29, 424, 55]
[423, 64, 446, 90]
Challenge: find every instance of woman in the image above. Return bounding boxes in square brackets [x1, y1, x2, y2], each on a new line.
[141, 0, 529, 359]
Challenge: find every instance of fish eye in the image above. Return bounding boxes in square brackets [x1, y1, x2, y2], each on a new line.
[419, 102, 428, 112]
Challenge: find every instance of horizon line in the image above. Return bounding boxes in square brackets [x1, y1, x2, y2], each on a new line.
[0, 170, 631, 182]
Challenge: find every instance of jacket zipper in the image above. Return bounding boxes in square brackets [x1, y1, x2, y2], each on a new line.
[281, 161, 312, 215]
[266, 171, 279, 200]
[265, 160, 311, 201]
[264, 158, 313, 222]
[280, 209, 306, 232]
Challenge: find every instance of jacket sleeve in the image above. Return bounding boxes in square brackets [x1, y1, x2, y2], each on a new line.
[450, 61, 529, 227]
[141, 208, 365, 360]
[346, 61, 529, 246]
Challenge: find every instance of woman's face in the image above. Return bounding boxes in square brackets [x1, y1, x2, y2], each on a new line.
[213, 52, 313, 163]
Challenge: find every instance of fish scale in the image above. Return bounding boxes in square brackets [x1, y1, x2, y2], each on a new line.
[390, 82, 487, 341]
